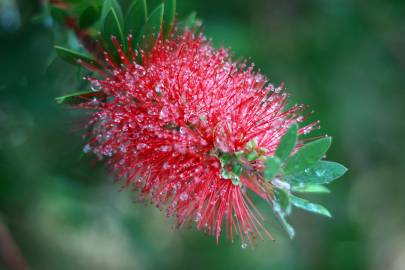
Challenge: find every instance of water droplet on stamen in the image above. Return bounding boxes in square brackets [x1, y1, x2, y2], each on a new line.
[163, 162, 170, 170]
[90, 81, 101, 92]
[155, 83, 162, 94]
[159, 145, 171, 152]
[180, 192, 188, 201]
[241, 243, 248, 249]
[136, 143, 147, 150]
[83, 144, 91, 153]
[195, 212, 202, 222]
[159, 107, 168, 120]
[179, 127, 186, 135]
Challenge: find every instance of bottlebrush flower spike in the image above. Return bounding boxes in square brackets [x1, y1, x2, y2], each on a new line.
[52, 0, 347, 247]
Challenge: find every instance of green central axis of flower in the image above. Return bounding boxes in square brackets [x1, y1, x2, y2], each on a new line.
[215, 140, 267, 187]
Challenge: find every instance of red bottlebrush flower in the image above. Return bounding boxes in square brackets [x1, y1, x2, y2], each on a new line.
[79, 30, 319, 246]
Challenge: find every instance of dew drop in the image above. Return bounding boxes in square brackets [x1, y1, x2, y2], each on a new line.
[163, 162, 170, 169]
[159, 145, 171, 152]
[241, 243, 248, 249]
[296, 116, 304, 122]
[119, 144, 127, 153]
[315, 170, 325, 177]
[159, 107, 168, 120]
[83, 144, 91, 153]
[90, 80, 101, 92]
[89, 97, 99, 106]
[303, 127, 311, 134]
[179, 126, 186, 135]
[155, 83, 163, 94]
[200, 138, 208, 145]
[195, 212, 202, 222]
[136, 143, 147, 150]
[180, 192, 188, 201]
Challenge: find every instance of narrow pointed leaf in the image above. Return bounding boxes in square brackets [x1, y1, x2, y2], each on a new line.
[143, 3, 164, 45]
[54, 46, 94, 66]
[274, 210, 295, 239]
[101, 0, 124, 26]
[276, 123, 298, 161]
[163, 0, 176, 36]
[284, 137, 332, 175]
[289, 195, 331, 217]
[264, 156, 281, 181]
[274, 188, 291, 214]
[125, 0, 148, 39]
[55, 90, 106, 105]
[103, 8, 124, 44]
[286, 161, 347, 184]
[291, 184, 330, 193]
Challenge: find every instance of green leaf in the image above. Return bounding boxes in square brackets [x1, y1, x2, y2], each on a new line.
[101, 0, 124, 26]
[142, 3, 164, 46]
[286, 161, 347, 185]
[284, 137, 332, 175]
[103, 8, 124, 44]
[273, 210, 295, 239]
[55, 90, 106, 105]
[125, 0, 148, 39]
[54, 46, 94, 66]
[163, 0, 176, 36]
[274, 188, 291, 214]
[246, 150, 258, 161]
[79, 5, 100, 28]
[289, 195, 331, 218]
[291, 184, 330, 193]
[264, 156, 281, 181]
[232, 163, 242, 176]
[276, 123, 298, 161]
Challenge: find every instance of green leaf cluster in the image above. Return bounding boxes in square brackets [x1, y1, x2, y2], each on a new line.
[51, 0, 189, 105]
[263, 123, 347, 238]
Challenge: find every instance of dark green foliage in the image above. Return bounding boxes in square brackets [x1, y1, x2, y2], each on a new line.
[163, 0, 176, 35]
[103, 8, 124, 43]
[79, 5, 100, 28]
[141, 3, 164, 46]
[125, 0, 148, 39]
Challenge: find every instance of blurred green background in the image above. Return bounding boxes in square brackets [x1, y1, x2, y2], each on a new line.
[1, 0, 404, 269]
